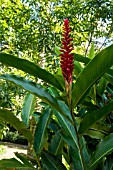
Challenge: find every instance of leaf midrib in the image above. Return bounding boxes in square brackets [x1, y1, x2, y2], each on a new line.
[72, 66, 111, 107]
[90, 148, 113, 168]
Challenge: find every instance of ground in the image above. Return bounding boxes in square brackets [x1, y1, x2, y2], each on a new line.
[0, 141, 27, 160]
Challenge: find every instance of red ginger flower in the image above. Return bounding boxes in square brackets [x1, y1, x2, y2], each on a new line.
[60, 18, 74, 85]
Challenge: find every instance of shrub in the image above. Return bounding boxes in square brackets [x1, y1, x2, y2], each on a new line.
[2, 131, 28, 145]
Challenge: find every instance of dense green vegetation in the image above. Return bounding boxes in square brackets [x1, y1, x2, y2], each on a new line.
[0, 0, 113, 169]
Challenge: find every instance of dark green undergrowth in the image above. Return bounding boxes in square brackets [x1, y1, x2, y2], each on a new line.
[1, 131, 28, 145]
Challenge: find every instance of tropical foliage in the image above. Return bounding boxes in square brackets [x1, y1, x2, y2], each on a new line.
[0, 0, 113, 170]
[0, 44, 113, 169]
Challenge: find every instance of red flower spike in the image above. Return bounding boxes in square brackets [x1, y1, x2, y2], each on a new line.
[60, 18, 74, 85]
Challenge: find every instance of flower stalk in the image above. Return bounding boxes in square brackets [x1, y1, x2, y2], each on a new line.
[60, 18, 74, 106]
[60, 19, 86, 170]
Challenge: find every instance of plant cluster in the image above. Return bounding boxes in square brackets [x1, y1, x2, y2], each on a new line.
[1, 0, 113, 120]
[0, 18, 113, 169]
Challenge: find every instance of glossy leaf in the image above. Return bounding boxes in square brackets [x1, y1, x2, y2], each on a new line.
[54, 74, 65, 89]
[91, 122, 110, 134]
[22, 93, 36, 127]
[78, 100, 113, 134]
[69, 147, 85, 170]
[60, 132, 85, 170]
[41, 150, 67, 170]
[56, 100, 72, 120]
[48, 120, 61, 133]
[72, 44, 113, 108]
[60, 132, 77, 149]
[89, 84, 96, 103]
[52, 109, 86, 169]
[53, 109, 78, 148]
[85, 129, 105, 139]
[88, 42, 95, 59]
[0, 74, 72, 123]
[0, 109, 33, 142]
[74, 61, 83, 77]
[80, 137, 90, 166]
[104, 73, 113, 85]
[34, 108, 51, 155]
[55, 45, 61, 55]
[0, 52, 63, 91]
[97, 77, 108, 94]
[49, 132, 64, 156]
[106, 86, 113, 96]
[74, 53, 90, 64]
[15, 152, 35, 168]
[0, 158, 34, 169]
[89, 133, 113, 170]
[0, 74, 57, 106]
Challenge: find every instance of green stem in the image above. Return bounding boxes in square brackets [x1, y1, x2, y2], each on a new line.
[66, 82, 85, 170]
[70, 108, 86, 170]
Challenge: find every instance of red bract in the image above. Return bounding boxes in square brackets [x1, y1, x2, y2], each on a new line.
[60, 18, 74, 84]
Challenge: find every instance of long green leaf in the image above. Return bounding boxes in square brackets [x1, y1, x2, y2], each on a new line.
[41, 150, 67, 170]
[78, 100, 113, 134]
[88, 42, 95, 59]
[72, 44, 113, 108]
[0, 109, 33, 142]
[15, 152, 35, 168]
[59, 132, 77, 149]
[0, 158, 26, 168]
[52, 101, 89, 168]
[0, 74, 57, 107]
[34, 108, 51, 155]
[91, 122, 111, 134]
[0, 158, 34, 169]
[52, 108, 86, 169]
[80, 137, 90, 167]
[0, 74, 72, 123]
[74, 61, 83, 77]
[74, 53, 90, 64]
[89, 133, 113, 170]
[106, 86, 113, 96]
[84, 129, 105, 139]
[60, 133, 89, 170]
[104, 73, 113, 85]
[53, 109, 78, 149]
[49, 132, 64, 156]
[22, 93, 36, 127]
[69, 147, 85, 170]
[0, 52, 63, 91]
[97, 77, 108, 94]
